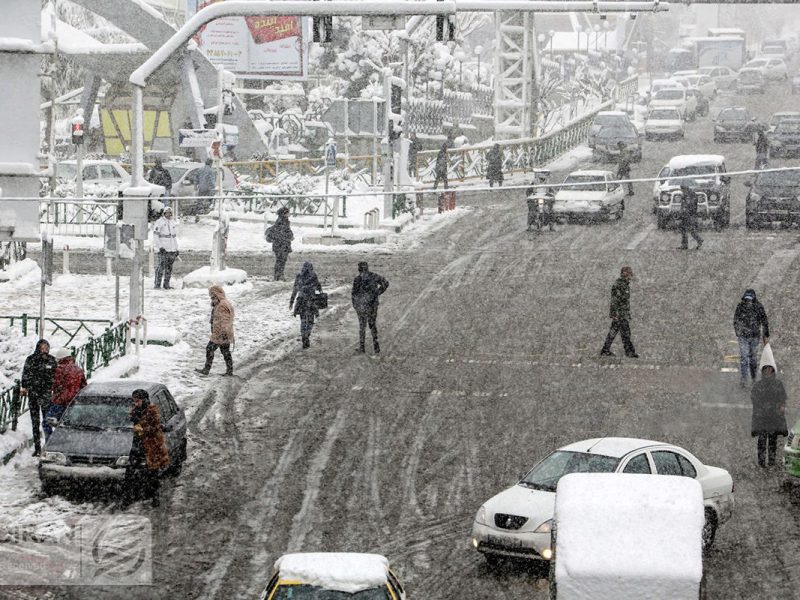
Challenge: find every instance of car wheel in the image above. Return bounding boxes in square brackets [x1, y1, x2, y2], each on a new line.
[702, 508, 718, 552]
[484, 554, 502, 567]
[713, 134, 721, 143]
[616, 203, 624, 220]
[746, 211, 760, 229]
[169, 439, 187, 475]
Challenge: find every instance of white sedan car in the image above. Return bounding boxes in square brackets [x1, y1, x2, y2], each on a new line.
[685, 74, 717, 98]
[470, 437, 735, 564]
[552, 171, 626, 221]
[744, 57, 789, 81]
[645, 107, 685, 140]
[699, 65, 738, 90]
[650, 87, 697, 120]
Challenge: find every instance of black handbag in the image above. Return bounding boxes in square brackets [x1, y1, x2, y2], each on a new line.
[314, 292, 328, 309]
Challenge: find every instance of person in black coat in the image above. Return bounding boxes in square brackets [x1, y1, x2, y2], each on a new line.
[266, 207, 294, 281]
[678, 185, 703, 250]
[616, 142, 634, 197]
[734, 289, 770, 386]
[351, 262, 389, 354]
[407, 133, 422, 178]
[433, 144, 449, 191]
[755, 130, 769, 170]
[146, 158, 173, 196]
[486, 144, 504, 187]
[290, 262, 322, 349]
[20, 339, 57, 456]
[751, 363, 788, 467]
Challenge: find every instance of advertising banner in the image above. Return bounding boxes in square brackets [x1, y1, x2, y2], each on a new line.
[187, 1, 310, 80]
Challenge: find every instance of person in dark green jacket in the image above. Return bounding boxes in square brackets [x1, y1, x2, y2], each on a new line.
[600, 266, 638, 358]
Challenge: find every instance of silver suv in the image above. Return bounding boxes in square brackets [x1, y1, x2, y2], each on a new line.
[654, 155, 731, 229]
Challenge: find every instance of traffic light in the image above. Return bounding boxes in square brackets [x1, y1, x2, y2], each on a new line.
[388, 118, 403, 141]
[313, 16, 332, 43]
[71, 110, 84, 145]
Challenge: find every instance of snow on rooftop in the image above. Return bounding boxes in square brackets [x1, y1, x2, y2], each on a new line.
[274, 553, 388, 593]
[668, 154, 725, 169]
[554, 473, 704, 600]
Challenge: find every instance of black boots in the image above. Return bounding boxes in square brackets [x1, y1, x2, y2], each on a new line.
[302, 335, 310, 349]
[373, 339, 380, 354]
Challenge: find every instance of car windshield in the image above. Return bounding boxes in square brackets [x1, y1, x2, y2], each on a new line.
[272, 585, 390, 599]
[747, 60, 767, 67]
[57, 164, 78, 180]
[770, 114, 796, 126]
[519, 451, 619, 492]
[593, 115, 625, 128]
[740, 71, 762, 83]
[649, 109, 680, 120]
[598, 125, 636, 140]
[655, 89, 684, 100]
[562, 175, 607, 192]
[166, 167, 191, 181]
[755, 171, 800, 187]
[719, 109, 748, 121]
[775, 122, 800, 133]
[667, 165, 718, 186]
[61, 397, 133, 430]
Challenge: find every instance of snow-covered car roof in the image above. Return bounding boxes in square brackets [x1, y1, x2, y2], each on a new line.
[648, 107, 681, 117]
[274, 553, 389, 593]
[668, 155, 725, 170]
[596, 110, 627, 116]
[76, 379, 166, 398]
[558, 437, 669, 458]
[58, 159, 124, 166]
[565, 170, 611, 178]
[651, 78, 680, 87]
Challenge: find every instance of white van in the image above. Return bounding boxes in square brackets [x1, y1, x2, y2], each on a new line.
[549, 473, 706, 600]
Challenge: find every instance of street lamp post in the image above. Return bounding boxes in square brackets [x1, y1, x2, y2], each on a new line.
[454, 49, 466, 87]
[474, 45, 484, 85]
[575, 24, 583, 54]
[593, 24, 600, 52]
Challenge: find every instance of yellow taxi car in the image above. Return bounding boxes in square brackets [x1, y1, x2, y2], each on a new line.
[259, 552, 406, 599]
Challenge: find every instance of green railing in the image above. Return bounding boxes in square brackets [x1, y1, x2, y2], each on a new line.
[0, 320, 129, 433]
[1, 315, 114, 347]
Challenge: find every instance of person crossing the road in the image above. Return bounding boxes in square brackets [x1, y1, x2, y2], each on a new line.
[351, 262, 389, 354]
[734, 289, 770, 387]
[616, 142, 634, 198]
[290, 262, 323, 349]
[265, 207, 293, 281]
[750, 346, 787, 467]
[755, 130, 769, 170]
[600, 267, 638, 358]
[678, 185, 703, 250]
[196, 285, 235, 376]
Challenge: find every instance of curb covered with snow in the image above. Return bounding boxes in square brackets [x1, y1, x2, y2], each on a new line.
[182, 266, 248, 288]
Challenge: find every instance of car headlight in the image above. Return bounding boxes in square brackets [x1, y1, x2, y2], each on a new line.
[660, 192, 672, 205]
[475, 505, 487, 525]
[41, 451, 66, 465]
[708, 192, 720, 204]
[534, 519, 553, 534]
[115, 456, 130, 468]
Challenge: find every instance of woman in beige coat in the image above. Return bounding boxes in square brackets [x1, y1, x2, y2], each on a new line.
[196, 285, 235, 375]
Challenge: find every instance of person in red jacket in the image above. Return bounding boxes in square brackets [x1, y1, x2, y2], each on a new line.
[44, 348, 87, 440]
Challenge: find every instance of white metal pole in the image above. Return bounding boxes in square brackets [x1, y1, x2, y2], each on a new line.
[323, 165, 330, 230]
[372, 98, 378, 186]
[217, 69, 225, 219]
[343, 98, 349, 167]
[130, 87, 144, 321]
[39, 280, 45, 339]
[75, 142, 84, 199]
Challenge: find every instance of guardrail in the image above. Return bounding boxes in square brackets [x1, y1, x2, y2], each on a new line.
[41, 199, 119, 237]
[0, 320, 129, 433]
[2, 314, 115, 346]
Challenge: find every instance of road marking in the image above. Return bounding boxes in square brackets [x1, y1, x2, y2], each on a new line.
[626, 224, 656, 250]
[720, 367, 739, 373]
[701, 402, 750, 409]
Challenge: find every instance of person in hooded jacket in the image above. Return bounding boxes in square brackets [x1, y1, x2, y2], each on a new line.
[734, 289, 769, 386]
[146, 157, 173, 196]
[20, 339, 56, 455]
[44, 348, 86, 439]
[265, 207, 293, 281]
[290, 262, 323, 349]
[128, 389, 170, 506]
[196, 285, 235, 375]
[486, 144, 504, 187]
[751, 352, 787, 467]
[351, 262, 389, 354]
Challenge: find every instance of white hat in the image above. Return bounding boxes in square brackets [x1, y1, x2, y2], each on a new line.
[758, 343, 777, 373]
[54, 348, 71, 360]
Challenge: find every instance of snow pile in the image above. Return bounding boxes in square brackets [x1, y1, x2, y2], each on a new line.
[554, 473, 704, 600]
[131, 325, 180, 347]
[182, 267, 248, 288]
[274, 553, 389, 594]
[0, 259, 40, 284]
[0, 327, 39, 391]
[90, 355, 139, 381]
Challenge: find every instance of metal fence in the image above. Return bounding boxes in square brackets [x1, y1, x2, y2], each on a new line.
[2, 314, 115, 346]
[41, 199, 119, 237]
[0, 320, 129, 433]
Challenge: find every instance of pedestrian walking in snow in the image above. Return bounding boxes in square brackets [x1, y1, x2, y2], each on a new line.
[290, 262, 323, 349]
[616, 142, 634, 197]
[750, 347, 787, 467]
[265, 207, 293, 281]
[486, 144, 504, 188]
[678, 186, 703, 250]
[196, 285, 235, 376]
[146, 157, 173, 197]
[600, 267, 638, 358]
[433, 144, 449, 191]
[153, 206, 179, 289]
[44, 348, 86, 440]
[755, 130, 769, 170]
[734, 289, 770, 387]
[407, 133, 422, 178]
[351, 262, 389, 354]
[128, 389, 170, 507]
[20, 339, 56, 455]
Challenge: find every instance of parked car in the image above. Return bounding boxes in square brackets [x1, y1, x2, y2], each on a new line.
[684, 74, 717, 98]
[38, 380, 187, 495]
[470, 438, 734, 565]
[766, 120, 800, 158]
[650, 87, 697, 120]
[784, 417, 800, 486]
[791, 75, 800, 94]
[767, 111, 800, 134]
[644, 107, 685, 140]
[745, 169, 800, 228]
[588, 111, 635, 150]
[591, 122, 642, 163]
[743, 57, 788, 80]
[654, 154, 731, 229]
[259, 553, 406, 599]
[698, 65, 738, 90]
[736, 68, 766, 94]
[713, 106, 757, 142]
[649, 78, 683, 95]
[553, 170, 626, 222]
[164, 161, 238, 215]
[56, 159, 131, 196]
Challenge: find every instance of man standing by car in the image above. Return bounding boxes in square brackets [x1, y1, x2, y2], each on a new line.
[678, 185, 703, 250]
[44, 348, 86, 440]
[734, 289, 770, 386]
[193, 158, 216, 215]
[755, 129, 770, 170]
[351, 262, 390, 354]
[153, 206, 178, 289]
[600, 267, 638, 358]
[146, 157, 172, 198]
[265, 207, 293, 281]
[616, 142, 634, 197]
[128, 389, 169, 507]
[20, 339, 56, 455]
